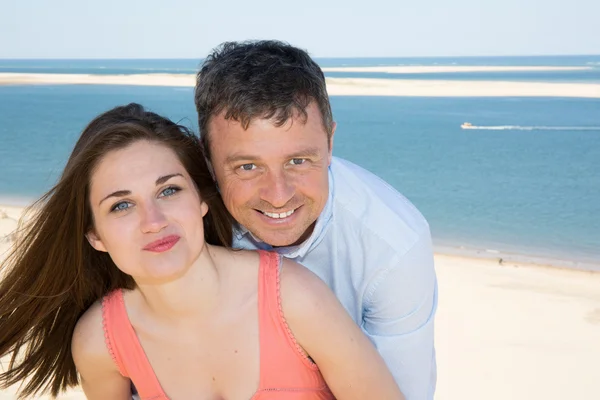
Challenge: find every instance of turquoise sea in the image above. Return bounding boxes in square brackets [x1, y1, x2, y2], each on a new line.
[0, 56, 599, 270]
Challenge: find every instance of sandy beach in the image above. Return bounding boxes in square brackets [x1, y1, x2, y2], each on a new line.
[1, 72, 599, 98]
[1, 205, 599, 399]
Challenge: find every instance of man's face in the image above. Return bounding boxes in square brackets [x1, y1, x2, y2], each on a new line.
[208, 102, 334, 247]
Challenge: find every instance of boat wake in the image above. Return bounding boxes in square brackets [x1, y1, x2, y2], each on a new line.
[460, 123, 600, 131]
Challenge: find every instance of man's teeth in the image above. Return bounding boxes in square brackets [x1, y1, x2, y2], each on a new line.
[262, 209, 295, 219]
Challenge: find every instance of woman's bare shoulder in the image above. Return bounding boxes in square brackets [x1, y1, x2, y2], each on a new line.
[72, 298, 132, 397]
[71, 300, 115, 372]
[279, 257, 334, 318]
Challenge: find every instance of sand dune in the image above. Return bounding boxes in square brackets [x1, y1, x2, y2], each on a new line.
[0, 72, 194, 87]
[1, 72, 599, 98]
[326, 77, 600, 98]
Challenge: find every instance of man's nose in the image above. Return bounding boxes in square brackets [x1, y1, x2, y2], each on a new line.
[260, 169, 295, 209]
[139, 201, 168, 233]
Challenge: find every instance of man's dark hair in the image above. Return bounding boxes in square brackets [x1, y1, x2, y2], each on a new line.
[195, 40, 334, 160]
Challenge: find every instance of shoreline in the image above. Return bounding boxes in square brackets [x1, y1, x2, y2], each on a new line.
[435, 244, 600, 273]
[1, 72, 600, 98]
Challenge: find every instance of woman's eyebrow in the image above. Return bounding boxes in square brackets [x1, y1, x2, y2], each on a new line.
[98, 173, 184, 206]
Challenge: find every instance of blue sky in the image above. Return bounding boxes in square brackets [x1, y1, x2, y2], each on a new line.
[1, 0, 599, 58]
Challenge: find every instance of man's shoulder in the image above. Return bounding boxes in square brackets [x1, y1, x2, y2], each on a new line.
[330, 157, 430, 254]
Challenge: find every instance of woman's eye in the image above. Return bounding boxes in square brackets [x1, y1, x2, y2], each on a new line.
[239, 163, 256, 171]
[111, 202, 132, 212]
[160, 186, 180, 197]
[289, 158, 306, 165]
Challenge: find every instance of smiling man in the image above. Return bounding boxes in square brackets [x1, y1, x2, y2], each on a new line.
[195, 40, 438, 400]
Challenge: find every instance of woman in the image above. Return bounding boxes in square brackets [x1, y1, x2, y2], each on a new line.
[0, 104, 404, 399]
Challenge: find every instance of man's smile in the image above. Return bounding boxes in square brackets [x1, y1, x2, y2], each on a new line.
[260, 208, 298, 219]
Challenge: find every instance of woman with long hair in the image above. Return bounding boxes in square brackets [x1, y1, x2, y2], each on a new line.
[0, 103, 404, 400]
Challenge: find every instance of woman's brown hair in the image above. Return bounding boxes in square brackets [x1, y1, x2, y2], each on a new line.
[0, 103, 233, 398]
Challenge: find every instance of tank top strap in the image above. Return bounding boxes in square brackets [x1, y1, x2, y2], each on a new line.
[101, 289, 167, 399]
[256, 251, 321, 390]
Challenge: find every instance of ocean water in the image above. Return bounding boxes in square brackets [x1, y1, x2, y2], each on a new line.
[0, 56, 599, 270]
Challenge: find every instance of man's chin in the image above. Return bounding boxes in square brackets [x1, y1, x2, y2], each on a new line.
[251, 223, 315, 248]
[240, 213, 316, 248]
[256, 232, 303, 248]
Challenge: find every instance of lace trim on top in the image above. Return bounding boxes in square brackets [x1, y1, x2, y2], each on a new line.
[101, 292, 128, 377]
[269, 252, 319, 371]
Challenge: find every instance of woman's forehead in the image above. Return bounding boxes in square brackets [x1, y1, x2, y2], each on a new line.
[89, 142, 186, 196]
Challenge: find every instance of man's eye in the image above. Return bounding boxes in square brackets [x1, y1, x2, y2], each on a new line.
[239, 163, 256, 171]
[289, 158, 306, 165]
[111, 201, 132, 212]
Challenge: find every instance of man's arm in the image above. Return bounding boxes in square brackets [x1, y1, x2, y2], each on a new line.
[362, 231, 438, 400]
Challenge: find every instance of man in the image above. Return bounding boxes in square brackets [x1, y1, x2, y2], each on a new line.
[195, 40, 437, 400]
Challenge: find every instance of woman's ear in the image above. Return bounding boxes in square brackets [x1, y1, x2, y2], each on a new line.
[86, 230, 108, 252]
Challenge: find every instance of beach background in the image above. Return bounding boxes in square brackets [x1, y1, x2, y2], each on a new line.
[1, 56, 600, 399]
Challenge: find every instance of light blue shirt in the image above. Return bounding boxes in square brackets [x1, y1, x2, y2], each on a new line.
[233, 156, 438, 400]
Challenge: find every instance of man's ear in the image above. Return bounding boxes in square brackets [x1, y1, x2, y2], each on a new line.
[86, 230, 108, 252]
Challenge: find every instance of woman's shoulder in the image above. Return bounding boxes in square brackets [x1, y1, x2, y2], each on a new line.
[71, 295, 119, 376]
[71, 300, 107, 360]
[71, 294, 133, 395]
[279, 258, 336, 321]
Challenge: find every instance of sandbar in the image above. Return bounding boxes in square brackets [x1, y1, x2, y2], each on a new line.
[1, 73, 599, 98]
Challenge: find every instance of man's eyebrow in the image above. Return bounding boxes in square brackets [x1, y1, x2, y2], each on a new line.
[286, 147, 321, 159]
[225, 154, 259, 165]
[98, 173, 184, 206]
[224, 147, 322, 165]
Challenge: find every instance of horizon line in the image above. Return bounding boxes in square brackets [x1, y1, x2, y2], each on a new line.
[1, 53, 599, 61]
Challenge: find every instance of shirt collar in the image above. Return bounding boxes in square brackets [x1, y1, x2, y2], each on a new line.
[233, 166, 334, 258]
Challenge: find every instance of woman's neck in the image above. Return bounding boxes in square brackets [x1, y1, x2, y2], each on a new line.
[133, 244, 226, 323]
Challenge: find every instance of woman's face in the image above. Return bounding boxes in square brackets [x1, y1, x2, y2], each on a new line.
[86, 140, 208, 283]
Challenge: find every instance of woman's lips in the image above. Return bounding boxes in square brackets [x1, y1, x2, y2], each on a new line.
[143, 235, 180, 253]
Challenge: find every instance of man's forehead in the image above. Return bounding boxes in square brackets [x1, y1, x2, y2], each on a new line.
[210, 112, 324, 142]
[211, 100, 323, 128]
[207, 103, 329, 161]
[213, 110, 311, 131]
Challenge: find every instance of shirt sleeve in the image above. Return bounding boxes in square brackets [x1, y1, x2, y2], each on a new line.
[362, 230, 438, 400]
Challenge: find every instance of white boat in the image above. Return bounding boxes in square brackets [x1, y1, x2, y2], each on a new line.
[461, 122, 474, 129]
